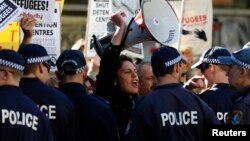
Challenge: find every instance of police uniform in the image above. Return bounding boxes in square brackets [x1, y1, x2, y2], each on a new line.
[0, 49, 53, 141]
[125, 47, 220, 141]
[228, 87, 250, 125]
[199, 83, 236, 124]
[18, 44, 75, 141]
[191, 46, 236, 124]
[56, 50, 120, 141]
[218, 47, 250, 125]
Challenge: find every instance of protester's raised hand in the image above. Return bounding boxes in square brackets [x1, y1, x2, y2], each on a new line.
[111, 11, 127, 46]
[21, 17, 36, 44]
[184, 75, 205, 90]
[110, 11, 126, 28]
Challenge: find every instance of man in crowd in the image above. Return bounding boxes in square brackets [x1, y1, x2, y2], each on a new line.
[191, 46, 236, 124]
[56, 49, 120, 141]
[125, 46, 219, 141]
[218, 47, 250, 124]
[137, 61, 156, 97]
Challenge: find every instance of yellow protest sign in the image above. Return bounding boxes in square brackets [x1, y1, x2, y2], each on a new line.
[55, 0, 65, 13]
[0, 22, 20, 51]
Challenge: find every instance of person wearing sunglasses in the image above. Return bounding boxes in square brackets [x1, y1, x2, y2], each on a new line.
[191, 46, 236, 124]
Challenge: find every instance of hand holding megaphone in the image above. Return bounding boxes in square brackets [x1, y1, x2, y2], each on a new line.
[91, 0, 180, 58]
[110, 11, 127, 46]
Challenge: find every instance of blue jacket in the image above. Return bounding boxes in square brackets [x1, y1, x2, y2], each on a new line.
[58, 82, 120, 141]
[199, 83, 236, 124]
[228, 86, 250, 125]
[20, 78, 75, 141]
[126, 83, 220, 141]
[0, 85, 53, 141]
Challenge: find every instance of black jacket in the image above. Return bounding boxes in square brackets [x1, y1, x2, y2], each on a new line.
[0, 85, 53, 141]
[58, 82, 120, 141]
[95, 45, 136, 141]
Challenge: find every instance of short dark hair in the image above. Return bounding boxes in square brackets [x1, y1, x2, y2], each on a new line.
[152, 62, 175, 77]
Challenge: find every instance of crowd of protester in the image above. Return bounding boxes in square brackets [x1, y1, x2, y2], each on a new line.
[1, 11, 250, 141]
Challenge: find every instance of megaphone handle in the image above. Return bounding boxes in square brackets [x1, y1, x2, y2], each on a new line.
[91, 35, 104, 58]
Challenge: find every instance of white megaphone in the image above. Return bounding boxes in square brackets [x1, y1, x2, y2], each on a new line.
[91, 0, 179, 58]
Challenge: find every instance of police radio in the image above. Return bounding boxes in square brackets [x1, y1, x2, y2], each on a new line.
[91, 0, 179, 58]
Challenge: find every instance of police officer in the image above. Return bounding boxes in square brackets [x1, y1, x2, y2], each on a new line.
[191, 46, 236, 124]
[18, 44, 75, 141]
[125, 47, 220, 141]
[218, 47, 250, 124]
[0, 49, 53, 141]
[56, 50, 120, 141]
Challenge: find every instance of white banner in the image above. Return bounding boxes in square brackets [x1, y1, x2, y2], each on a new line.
[169, 0, 213, 58]
[0, 0, 22, 32]
[85, 0, 112, 58]
[13, 0, 56, 22]
[20, 4, 61, 71]
[85, 0, 144, 59]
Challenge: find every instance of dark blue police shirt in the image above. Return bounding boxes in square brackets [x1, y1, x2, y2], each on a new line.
[20, 78, 75, 141]
[199, 83, 236, 124]
[228, 87, 250, 125]
[126, 83, 220, 141]
[58, 82, 120, 141]
[0, 85, 53, 141]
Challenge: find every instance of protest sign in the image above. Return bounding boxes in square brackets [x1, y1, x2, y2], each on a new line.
[55, 0, 64, 13]
[0, 22, 20, 51]
[169, 0, 213, 58]
[21, 4, 61, 71]
[0, 0, 22, 32]
[85, 0, 144, 59]
[85, 0, 112, 58]
[13, 0, 56, 22]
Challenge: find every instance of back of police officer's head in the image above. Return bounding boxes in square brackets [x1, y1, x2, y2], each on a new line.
[0, 49, 25, 85]
[56, 50, 88, 83]
[151, 46, 185, 78]
[17, 44, 55, 75]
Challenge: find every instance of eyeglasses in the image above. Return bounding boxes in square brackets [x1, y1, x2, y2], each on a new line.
[198, 64, 210, 74]
[42, 62, 51, 72]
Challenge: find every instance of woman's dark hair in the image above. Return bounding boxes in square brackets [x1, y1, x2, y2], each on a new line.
[117, 55, 134, 70]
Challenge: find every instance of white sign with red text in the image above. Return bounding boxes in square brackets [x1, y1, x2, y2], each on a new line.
[169, 0, 213, 57]
[13, 0, 56, 22]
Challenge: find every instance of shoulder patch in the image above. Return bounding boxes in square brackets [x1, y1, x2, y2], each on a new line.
[231, 110, 243, 125]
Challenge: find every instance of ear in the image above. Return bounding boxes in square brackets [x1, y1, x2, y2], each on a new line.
[175, 62, 180, 74]
[82, 69, 88, 80]
[2, 71, 9, 81]
[38, 63, 44, 74]
[210, 64, 216, 73]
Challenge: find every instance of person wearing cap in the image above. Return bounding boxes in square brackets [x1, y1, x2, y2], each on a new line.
[125, 46, 220, 141]
[56, 49, 120, 141]
[0, 49, 53, 141]
[17, 44, 75, 141]
[218, 47, 250, 125]
[94, 11, 138, 141]
[190, 46, 236, 124]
